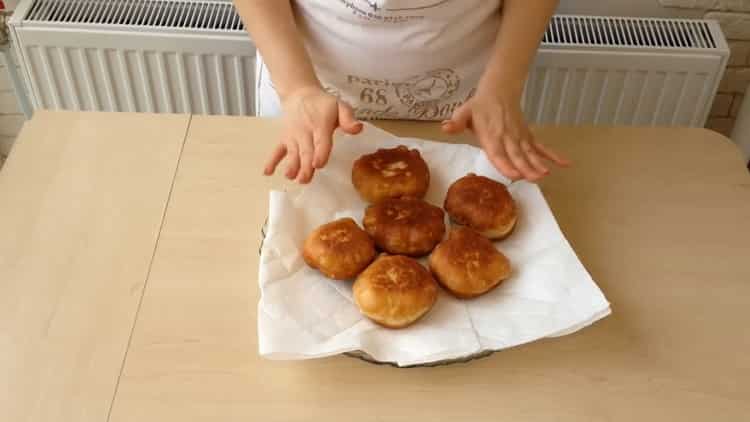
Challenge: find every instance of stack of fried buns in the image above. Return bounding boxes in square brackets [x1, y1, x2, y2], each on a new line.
[302, 145, 518, 329]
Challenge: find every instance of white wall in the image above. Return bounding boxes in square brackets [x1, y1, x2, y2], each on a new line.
[0, 0, 24, 160]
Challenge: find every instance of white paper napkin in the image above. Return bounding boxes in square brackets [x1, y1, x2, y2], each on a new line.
[258, 123, 610, 366]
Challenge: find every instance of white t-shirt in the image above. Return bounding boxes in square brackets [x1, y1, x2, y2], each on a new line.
[257, 0, 502, 120]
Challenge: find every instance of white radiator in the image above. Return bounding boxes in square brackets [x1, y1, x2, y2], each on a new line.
[10, 0, 256, 116]
[529, 15, 729, 127]
[8, 0, 730, 128]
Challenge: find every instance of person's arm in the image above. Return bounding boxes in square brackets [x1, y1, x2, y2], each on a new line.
[234, 0, 362, 183]
[480, 1, 558, 102]
[235, 1, 318, 99]
[443, 0, 570, 181]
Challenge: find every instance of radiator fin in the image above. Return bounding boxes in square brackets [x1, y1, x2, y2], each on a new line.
[522, 65, 716, 127]
[23, 46, 255, 116]
[24, 2, 719, 51]
[25, 0, 245, 32]
[12, 5, 727, 125]
[543, 15, 716, 49]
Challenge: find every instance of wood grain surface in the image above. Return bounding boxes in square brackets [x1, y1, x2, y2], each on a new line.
[107, 117, 750, 421]
[0, 111, 189, 422]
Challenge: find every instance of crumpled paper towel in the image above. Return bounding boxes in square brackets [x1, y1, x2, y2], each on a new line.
[258, 123, 610, 366]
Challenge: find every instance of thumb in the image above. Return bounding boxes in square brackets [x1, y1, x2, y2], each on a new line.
[337, 101, 364, 135]
[442, 102, 472, 134]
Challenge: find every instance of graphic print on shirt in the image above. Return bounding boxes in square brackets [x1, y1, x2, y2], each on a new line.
[395, 69, 459, 107]
[362, 0, 450, 10]
[256, 0, 501, 119]
[337, 0, 453, 22]
[347, 69, 473, 120]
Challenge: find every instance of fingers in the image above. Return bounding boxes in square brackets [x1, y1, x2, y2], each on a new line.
[472, 111, 555, 182]
[278, 101, 357, 183]
[520, 138, 550, 178]
[273, 93, 363, 184]
[312, 128, 333, 169]
[313, 106, 337, 169]
[504, 135, 544, 181]
[474, 118, 522, 180]
[268, 133, 327, 183]
[296, 134, 315, 184]
[441, 103, 472, 134]
[284, 141, 301, 180]
[313, 101, 360, 170]
[338, 102, 363, 135]
[264, 144, 287, 176]
[487, 142, 522, 181]
[533, 141, 572, 167]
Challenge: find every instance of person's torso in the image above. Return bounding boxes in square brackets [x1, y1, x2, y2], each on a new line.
[258, 0, 502, 121]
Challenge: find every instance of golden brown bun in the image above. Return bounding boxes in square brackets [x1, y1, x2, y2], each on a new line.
[362, 197, 445, 257]
[353, 255, 438, 328]
[444, 173, 517, 240]
[428, 227, 511, 299]
[352, 145, 430, 204]
[302, 218, 376, 280]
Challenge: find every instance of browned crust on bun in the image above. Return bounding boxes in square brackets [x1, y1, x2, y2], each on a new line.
[428, 227, 511, 299]
[444, 173, 517, 240]
[352, 145, 430, 204]
[353, 255, 438, 328]
[302, 218, 376, 280]
[362, 197, 445, 257]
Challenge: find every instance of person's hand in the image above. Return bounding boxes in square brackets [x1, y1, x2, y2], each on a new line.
[264, 86, 363, 184]
[441, 91, 570, 182]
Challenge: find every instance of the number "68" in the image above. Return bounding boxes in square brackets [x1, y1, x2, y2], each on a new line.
[360, 88, 388, 105]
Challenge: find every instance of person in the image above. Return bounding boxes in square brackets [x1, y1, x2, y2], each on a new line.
[234, 0, 570, 184]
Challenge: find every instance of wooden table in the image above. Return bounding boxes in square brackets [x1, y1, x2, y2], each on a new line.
[1, 111, 749, 422]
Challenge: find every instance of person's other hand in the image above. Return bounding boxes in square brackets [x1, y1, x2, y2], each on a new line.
[441, 91, 570, 182]
[264, 86, 363, 184]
